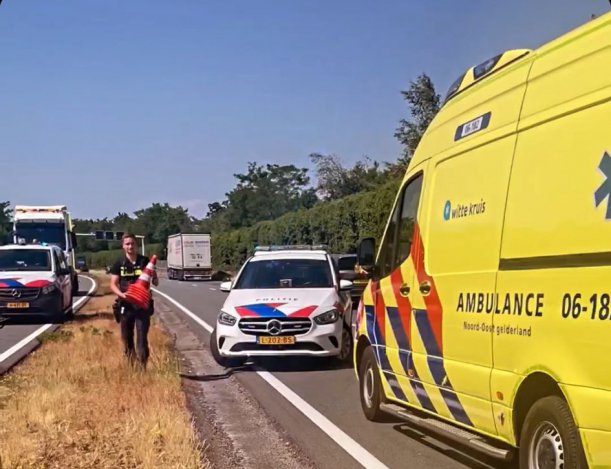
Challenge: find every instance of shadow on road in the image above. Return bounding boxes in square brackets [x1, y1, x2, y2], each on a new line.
[0, 316, 57, 326]
[0, 288, 99, 327]
[250, 356, 353, 373]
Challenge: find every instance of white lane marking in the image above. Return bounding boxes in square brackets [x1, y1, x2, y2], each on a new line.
[151, 287, 388, 469]
[191, 284, 198, 287]
[0, 276, 97, 364]
[209, 287, 217, 291]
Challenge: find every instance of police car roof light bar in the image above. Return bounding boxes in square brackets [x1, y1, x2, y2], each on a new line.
[254, 244, 328, 252]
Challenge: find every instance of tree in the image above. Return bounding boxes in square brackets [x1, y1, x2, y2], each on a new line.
[394, 73, 441, 169]
[309, 153, 388, 201]
[224, 162, 317, 229]
[132, 203, 194, 243]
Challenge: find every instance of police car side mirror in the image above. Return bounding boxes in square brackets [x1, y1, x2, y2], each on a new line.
[339, 279, 353, 291]
[220, 281, 232, 293]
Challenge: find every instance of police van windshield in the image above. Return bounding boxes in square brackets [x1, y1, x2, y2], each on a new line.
[15, 222, 66, 250]
[0, 249, 51, 272]
[235, 259, 333, 289]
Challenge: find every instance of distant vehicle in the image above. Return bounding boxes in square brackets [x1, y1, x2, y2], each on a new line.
[210, 245, 354, 367]
[76, 256, 89, 272]
[12, 205, 79, 296]
[167, 233, 212, 281]
[0, 242, 73, 322]
[331, 253, 368, 306]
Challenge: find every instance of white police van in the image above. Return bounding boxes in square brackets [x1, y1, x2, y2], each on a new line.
[0, 241, 74, 322]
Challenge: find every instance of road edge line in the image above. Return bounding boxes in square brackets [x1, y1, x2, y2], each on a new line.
[151, 287, 389, 469]
[0, 276, 97, 365]
[153, 287, 213, 333]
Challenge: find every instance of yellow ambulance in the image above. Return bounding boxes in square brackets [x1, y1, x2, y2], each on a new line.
[354, 12, 611, 468]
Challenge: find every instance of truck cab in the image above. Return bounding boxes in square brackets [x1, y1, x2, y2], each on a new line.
[12, 205, 79, 295]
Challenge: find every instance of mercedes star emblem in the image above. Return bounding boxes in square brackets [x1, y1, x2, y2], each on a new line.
[11, 289, 21, 299]
[268, 320, 282, 336]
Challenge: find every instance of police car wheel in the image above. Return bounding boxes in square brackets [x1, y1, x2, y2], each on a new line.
[337, 324, 353, 363]
[210, 328, 246, 368]
[519, 396, 586, 469]
[359, 346, 385, 421]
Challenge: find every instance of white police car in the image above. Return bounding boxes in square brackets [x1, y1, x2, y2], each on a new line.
[0, 242, 74, 322]
[210, 246, 354, 367]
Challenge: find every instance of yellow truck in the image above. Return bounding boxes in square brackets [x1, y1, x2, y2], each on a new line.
[354, 13, 611, 468]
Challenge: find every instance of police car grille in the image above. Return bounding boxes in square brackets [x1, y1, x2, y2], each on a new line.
[238, 317, 312, 336]
[0, 288, 41, 300]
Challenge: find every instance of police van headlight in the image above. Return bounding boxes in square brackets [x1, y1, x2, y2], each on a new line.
[218, 311, 237, 326]
[42, 284, 57, 295]
[314, 309, 339, 325]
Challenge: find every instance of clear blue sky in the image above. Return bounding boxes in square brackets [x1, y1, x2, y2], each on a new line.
[1, 1, 608, 219]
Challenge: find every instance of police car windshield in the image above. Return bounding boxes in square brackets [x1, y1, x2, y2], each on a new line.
[15, 222, 66, 250]
[235, 259, 333, 289]
[0, 250, 51, 272]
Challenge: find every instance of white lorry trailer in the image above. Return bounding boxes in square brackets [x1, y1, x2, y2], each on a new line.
[167, 233, 212, 281]
[12, 205, 79, 295]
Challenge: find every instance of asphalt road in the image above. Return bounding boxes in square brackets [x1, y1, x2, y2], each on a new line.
[0, 275, 96, 373]
[154, 279, 514, 469]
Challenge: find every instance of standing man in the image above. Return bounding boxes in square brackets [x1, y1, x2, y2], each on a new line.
[109, 233, 158, 368]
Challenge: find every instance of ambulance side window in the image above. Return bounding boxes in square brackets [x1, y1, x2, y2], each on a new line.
[379, 202, 400, 277]
[379, 173, 423, 277]
[395, 175, 423, 265]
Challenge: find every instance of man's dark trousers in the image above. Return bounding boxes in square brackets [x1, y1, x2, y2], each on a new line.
[120, 305, 151, 366]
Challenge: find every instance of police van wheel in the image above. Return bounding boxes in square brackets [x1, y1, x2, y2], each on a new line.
[359, 346, 385, 421]
[519, 396, 587, 469]
[210, 328, 246, 368]
[65, 302, 74, 321]
[72, 275, 79, 296]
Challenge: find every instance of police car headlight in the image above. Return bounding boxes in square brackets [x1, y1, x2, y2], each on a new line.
[218, 311, 237, 326]
[314, 309, 339, 325]
[42, 284, 57, 295]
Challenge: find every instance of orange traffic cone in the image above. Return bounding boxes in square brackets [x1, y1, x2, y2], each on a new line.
[124, 255, 157, 310]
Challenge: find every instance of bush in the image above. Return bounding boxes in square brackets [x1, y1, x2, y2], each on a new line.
[211, 179, 400, 270]
[82, 243, 164, 269]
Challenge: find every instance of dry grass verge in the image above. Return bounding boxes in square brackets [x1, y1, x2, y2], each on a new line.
[0, 272, 207, 469]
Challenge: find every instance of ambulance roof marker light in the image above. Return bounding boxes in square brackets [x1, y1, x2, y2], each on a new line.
[443, 49, 532, 105]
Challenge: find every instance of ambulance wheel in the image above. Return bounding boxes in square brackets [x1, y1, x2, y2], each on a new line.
[359, 346, 385, 421]
[519, 395, 587, 469]
[210, 328, 246, 368]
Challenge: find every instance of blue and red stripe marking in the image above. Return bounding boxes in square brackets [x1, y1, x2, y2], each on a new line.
[0, 278, 51, 288]
[235, 303, 318, 318]
[364, 283, 408, 402]
[386, 272, 435, 412]
[411, 225, 473, 426]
